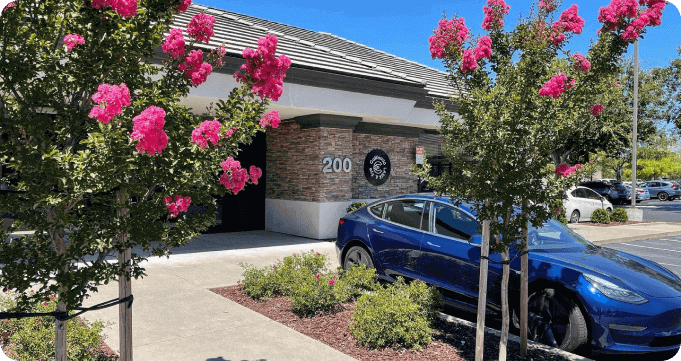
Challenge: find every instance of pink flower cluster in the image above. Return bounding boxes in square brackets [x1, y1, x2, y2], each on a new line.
[573, 53, 591, 73]
[88, 83, 131, 124]
[176, 0, 190, 13]
[591, 104, 604, 117]
[219, 157, 261, 194]
[428, 17, 469, 59]
[475, 35, 492, 60]
[259, 110, 281, 128]
[3, 2, 15, 12]
[553, 5, 585, 34]
[178, 49, 212, 86]
[187, 13, 215, 43]
[538, 0, 557, 12]
[162, 29, 185, 59]
[555, 163, 582, 177]
[482, 0, 510, 31]
[164, 195, 191, 218]
[539, 73, 572, 98]
[461, 49, 478, 73]
[224, 126, 237, 137]
[90, 0, 137, 18]
[234, 35, 291, 101]
[599, 0, 666, 41]
[130, 106, 168, 155]
[191, 120, 221, 148]
[64, 34, 85, 52]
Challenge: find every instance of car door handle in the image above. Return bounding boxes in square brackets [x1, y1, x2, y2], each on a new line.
[426, 242, 441, 248]
[372, 228, 384, 234]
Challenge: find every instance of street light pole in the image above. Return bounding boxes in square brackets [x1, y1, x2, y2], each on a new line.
[631, 39, 639, 207]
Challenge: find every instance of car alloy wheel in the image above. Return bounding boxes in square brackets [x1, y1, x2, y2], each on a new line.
[527, 289, 588, 352]
[570, 210, 580, 224]
[659, 192, 669, 201]
[343, 246, 375, 270]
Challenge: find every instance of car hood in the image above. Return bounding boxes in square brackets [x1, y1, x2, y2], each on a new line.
[536, 246, 681, 299]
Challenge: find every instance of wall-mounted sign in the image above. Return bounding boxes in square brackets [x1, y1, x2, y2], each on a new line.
[416, 146, 425, 165]
[364, 149, 390, 186]
[323, 157, 352, 173]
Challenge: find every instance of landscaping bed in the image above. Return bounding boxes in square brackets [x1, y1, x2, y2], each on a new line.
[212, 284, 577, 361]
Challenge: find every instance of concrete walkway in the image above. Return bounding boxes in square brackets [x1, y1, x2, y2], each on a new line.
[568, 221, 681, 245]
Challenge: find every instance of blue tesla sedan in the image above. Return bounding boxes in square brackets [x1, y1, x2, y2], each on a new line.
[336, 194, 681, 358]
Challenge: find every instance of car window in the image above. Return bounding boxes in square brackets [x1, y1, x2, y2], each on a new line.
[431, 204, 479, 239]
[573, 188, 586, 198]
[649, 182, 659, 187]
[585, 188, 601, 200]
[384, 200, 426, 230]
[369, 203, 384, 218]
[529, 220, 596, 250]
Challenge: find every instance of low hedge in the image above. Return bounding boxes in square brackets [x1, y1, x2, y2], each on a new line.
[590, 208, 611, 224]
[610, 208, 629, 223]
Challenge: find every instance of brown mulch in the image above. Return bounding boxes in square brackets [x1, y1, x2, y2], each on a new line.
[211, 285, 576, 361]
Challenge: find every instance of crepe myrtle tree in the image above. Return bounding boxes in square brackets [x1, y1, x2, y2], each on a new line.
[413, 0, 669, 359]
[0, 0, 290, 359]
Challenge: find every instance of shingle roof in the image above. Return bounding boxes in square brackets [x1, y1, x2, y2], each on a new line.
[172, 4, 457, 100]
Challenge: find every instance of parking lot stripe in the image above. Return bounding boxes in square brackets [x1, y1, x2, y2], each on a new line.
[619, 243, 681, 253]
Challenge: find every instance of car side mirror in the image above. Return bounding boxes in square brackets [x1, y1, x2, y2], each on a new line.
[469, 234, 482, 247]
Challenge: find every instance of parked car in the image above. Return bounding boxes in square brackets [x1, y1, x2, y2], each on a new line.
[624, 184, 651, 202]
[337, 194, 681, 358]
[564, 186, 614, 223]
[579, 181, 628, 204]
[645, 181, 681, 201]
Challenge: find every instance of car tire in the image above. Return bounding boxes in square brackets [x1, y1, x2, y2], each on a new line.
[526, 289, 588, 353]
[569, 210, 580, 224]
[659, 192, 669, 201]
[343, 245, 375, 270]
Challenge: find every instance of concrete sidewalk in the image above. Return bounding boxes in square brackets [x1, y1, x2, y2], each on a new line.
[77, 223, 680, 361]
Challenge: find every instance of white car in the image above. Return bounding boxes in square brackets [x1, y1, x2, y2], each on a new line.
[563, 186, 613, 223]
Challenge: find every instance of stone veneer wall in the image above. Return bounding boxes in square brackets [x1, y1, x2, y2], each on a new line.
[266, 120, 353, 203]
[352, 133, 418, 199]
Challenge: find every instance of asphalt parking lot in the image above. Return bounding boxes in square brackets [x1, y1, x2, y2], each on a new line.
[605, 235, 681, 277]
[615, 200, 681, 222]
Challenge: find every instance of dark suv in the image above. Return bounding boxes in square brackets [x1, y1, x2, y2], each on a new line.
[579, 181, 630, 204]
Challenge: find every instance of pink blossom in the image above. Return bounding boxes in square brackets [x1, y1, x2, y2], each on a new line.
[621, 25, 639, 41]
[3, 2, 15, 12]
[88, 83, 131, 124]
[591, 104, 604, 117]
[555, 163, 579, 177]
[176, 0, 190, 13]
[224, 126, 237, 138]
[189, 62, 212, 86]
[549, 32, 566, 46]
[237, 280, 241, 284]
[130, 106, 168, 155]
[539, 73, 570, 98]
[234, 35, 291, 101]
[329, 279, 335, 286]
[219, 158, 252, 194]
[162, 29, 185, 59]
[43, 302, 48, 306]
[573, 53, 591, 73]
[90, 0, 138, 18]
[461, 49, 478, 73]
[64, 34, 85, 52]
[191, 120, 221, 149]
[567, 78, 576, 89]
[538, 0, 557, 12]
[552, 5, 585, 34]
[178, 49, 212, 86]
[316, 274, 321, 279]
[474, 36, 492, 60]
[482, 0, 510, 30]
[249, 165, 263, 185]
[164, 196, 172, 203]
[187, 13, 215, 43]
[259, 110, 281, 128]
[428, 17, 469, 59]
[49, 294, 55, 300]
[220, 157, 241, 172]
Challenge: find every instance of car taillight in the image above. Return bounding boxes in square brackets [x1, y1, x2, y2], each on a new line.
[672, 184, 676, 189]
[339, 219, 345, 225]
[637, 190, 644, 193]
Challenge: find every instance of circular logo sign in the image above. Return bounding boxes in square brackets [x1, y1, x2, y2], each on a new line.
[364, 149, 391, 186]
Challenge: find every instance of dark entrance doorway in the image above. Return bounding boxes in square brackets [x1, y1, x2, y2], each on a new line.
[208, 131, 266, 233]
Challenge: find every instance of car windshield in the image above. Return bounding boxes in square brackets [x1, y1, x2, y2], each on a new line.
[528, 220, 596, 251]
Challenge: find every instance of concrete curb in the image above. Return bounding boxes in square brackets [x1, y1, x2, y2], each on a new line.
[438, 312, 594, 361]
[591, 229, 681, 245]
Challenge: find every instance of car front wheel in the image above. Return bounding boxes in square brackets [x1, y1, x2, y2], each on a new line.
[569, 210, 580, 224]
[527, 289, 588, 353]
[659, 192, 669, 201]
[343, 245, 375, 270]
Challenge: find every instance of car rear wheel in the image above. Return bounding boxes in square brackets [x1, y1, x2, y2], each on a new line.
[526, 289, 588, 353]
[659, 192, 669, 201]
[343, 245, 374, 270]
[569, 210, 580, 224]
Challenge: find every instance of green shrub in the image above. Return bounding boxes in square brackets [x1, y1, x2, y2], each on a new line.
[550, 199, 568, 224]
[350, 278, 441, 350]
[334, 264, 380, 302]
[289, 273, 341, 316]
[590, 208, 611, 224]
[611, 208, 629, 223]
[240, 264, 279, 300]
[0, 293, 114, 361]
[346, 202, 367, 213]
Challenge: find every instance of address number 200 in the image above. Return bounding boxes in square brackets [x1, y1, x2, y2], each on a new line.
[323, 157, 352, 173]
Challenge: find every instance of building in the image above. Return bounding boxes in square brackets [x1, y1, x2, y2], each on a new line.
[173, 4, 459, 239]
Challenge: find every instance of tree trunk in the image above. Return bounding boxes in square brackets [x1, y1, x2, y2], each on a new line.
[47, 211, 68, 361]
[498, 209, 512, 361]
[475, 200, 491, 361]
[117, 190, 132, 361]
[519, 199, 529, 357]
[55, 295, 67, 361]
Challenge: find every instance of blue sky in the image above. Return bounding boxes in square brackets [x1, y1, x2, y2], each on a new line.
[199, 0, 681, 72]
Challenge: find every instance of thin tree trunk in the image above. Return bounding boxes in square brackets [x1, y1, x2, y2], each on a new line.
[47, 209, 68, 361]
[117, 190, 132, 361]
[475, 199, 491, 361]
[520, 199, 529, 357]
[498, 210, 511, 361]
